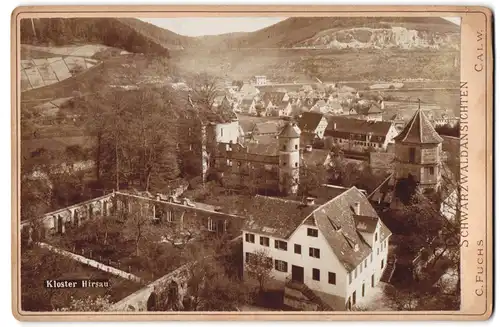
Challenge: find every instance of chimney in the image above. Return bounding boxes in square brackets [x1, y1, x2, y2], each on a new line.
[305, 144, 313, 152]
[305, 197, 316, 206]
[353, 202, 360, 215]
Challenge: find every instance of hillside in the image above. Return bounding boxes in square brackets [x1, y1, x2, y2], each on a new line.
[201, 17, 460, 50]
[20, 17, 190, 55]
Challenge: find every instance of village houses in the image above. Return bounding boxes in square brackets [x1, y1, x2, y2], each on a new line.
[242, 187, 392, 310]
[324, 116, 399, 152]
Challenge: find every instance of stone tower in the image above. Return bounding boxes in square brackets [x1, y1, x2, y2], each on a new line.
[278, 122, 301, 195]
[393, 104, 443, 192]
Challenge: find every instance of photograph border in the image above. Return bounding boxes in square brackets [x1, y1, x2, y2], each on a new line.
[11, 5, 493, 321]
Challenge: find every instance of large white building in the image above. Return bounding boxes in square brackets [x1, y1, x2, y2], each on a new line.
[242, 186, 392, 310]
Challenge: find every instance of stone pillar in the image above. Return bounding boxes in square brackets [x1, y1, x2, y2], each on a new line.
[59, 215, 65, 234]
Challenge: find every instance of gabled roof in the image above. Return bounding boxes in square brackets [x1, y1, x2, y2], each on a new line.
[279, 122, 301, 138]
[312, 187, 386, 271]
[241, 196, 319, 238]
[246, 142, 279, 156]
[242, 186, 392, 272]
[394, 108, 443, 144]
[253, 121, 281, 135]
[297, 112, 325, 132]
[301, 149, 330, 167]
[325, 116, 393, 137]
[262, 91, 287, 106]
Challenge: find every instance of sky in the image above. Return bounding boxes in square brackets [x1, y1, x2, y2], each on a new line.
[141, 16, 461, 37]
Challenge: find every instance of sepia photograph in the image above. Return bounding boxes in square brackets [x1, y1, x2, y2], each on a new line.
[11, 7, 492, 320]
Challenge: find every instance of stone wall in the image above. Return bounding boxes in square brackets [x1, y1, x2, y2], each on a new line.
[109, 263, 192, 311]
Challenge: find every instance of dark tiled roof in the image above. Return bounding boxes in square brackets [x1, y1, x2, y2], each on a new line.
[297, 112, 324, 132]
[242, 186, 392, 272]
[312, 187, 391, 271]
[242, 196, 319, 238]
[394, 108, 443, 144]
[279, 122, 301, 138]
[262, 92, 287, 106]
[254, 121, 281, 135]
[246, 142, 279, 156]
[301, 149, 330, 167]
[325, 116, 393, 137]
[308, 184, 351, 203]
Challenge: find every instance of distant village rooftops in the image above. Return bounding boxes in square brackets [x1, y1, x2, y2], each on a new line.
[394, 108, 444, 144]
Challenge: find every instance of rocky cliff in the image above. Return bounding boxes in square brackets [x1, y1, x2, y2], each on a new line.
[296, 26, 459, 50]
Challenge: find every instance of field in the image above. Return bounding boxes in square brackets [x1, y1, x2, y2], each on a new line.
[21, 246, 143, 311]
[171, 48, 460, 83]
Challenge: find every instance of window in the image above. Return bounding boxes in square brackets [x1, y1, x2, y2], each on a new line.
[294, 244, 302, 254]
[349, 272, 353, 284]
[360, 263, 363, 273]
[328, 272, 336, 285]
[381, 259, 385, 269]
[245, 233, 255, 243]
[307, 228, 318, 237]
[362, 283, 365, 297]
[428, 166, 435, 176]
[312, 268, 320, 281]
[275, 260, 288, 272]
[354, 267, 358, 278]
[375, 232, 378, 242]
[364, 259, 367, 268]
[166, 210, 173, 222]
[260, 236, 270, 247]
[409, 147, 416, 163]
[220, 128, 223, 137]
[371, 253, 373, 262]
[275, 240, 287, 251]
[295, 145, 298, 150]
[282, 145, 286, 151]
[208, 218, 217, 232]
[245, 252, 253, 264]
[309, 247, 320, 258]
[371, 274, 375, 288]
[352, 291, 357, 305]
[377, 248, 380, 255]
[295, 162, 298, 167]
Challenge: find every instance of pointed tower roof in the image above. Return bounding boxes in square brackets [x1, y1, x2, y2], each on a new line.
[279, 122, 301, 138]
[394, 107, 443, 144]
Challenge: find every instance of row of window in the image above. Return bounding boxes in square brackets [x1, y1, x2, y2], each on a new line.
[246, 254, 337, 285]
[335, 138, 382, 148]
[246, 230, 321, 257]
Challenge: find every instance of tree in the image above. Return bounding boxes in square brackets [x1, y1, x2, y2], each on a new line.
[245, 249, 274, 293]
[299, 164, 328, 196]
[188, 72, 220, 109]
[122, 198, 154, 256]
